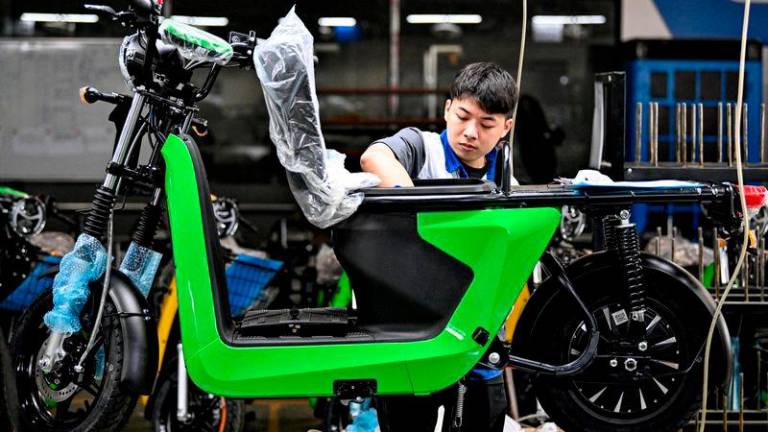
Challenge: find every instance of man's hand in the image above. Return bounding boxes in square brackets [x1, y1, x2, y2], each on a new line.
[360, 144, 415, 187]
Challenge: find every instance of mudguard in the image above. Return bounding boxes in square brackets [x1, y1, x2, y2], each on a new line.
[511, 251, 732, 389]
[102, 271, 158, 394]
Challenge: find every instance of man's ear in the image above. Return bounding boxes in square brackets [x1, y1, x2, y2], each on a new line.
[503, 118, 514, 137]
[443, 99, 452, 122]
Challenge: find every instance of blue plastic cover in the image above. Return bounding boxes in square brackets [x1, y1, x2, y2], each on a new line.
[44, 233, 107, 333]
[346, 398, 379, 432]
[118, 242, 163, 297]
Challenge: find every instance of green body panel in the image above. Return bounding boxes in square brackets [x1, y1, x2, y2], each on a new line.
[162, 134, 560, 397]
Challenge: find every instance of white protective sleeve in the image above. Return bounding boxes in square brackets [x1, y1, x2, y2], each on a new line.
[253, 7, 379, 228]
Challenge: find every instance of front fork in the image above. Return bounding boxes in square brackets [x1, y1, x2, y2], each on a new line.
[177, 343, 192, 423]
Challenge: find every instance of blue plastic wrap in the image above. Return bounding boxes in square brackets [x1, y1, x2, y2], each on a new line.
[346, 398, 379, 432]
[44, 233, 107, 333]
[118, 242, 163, 297]
[0, 255, 60, 311]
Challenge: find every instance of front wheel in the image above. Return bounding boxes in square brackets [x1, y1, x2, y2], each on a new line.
[150, 361, 245, 432]
[9, 292, 137, 432]
[514, 253, 729, 432]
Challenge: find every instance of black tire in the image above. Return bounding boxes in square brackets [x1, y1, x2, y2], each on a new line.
[9, 292, 137, 432]
[0, 325, 23, 432]
[516, 254, 727, 432]
[150, 360, 245, 432]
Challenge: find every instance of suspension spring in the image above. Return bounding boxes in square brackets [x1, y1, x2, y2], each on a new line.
[82, 186, 116, 240]
[616, 222, 647, 320]
[453, 381, 467, 430]
[602, 216, 621, 250]
[132, 203, 161, 247]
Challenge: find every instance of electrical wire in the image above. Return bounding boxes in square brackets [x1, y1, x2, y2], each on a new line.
[506, 0, 527, 180]
[698, 0, 752, 429]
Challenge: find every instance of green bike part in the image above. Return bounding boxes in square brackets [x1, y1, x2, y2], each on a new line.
[0, 186, 28, 198]
[162, 133, 559, 397]
[159, 18, 233, 65]
[329, 272, 352, 308]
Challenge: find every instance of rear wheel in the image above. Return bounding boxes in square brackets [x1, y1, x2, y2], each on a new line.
[517, 255, 726, 432]
[9, 292, 137, 432]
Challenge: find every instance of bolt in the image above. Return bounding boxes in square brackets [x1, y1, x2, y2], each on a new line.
[638, 341, 648, 352]
[609, 359, 618, 368]
[619, 209, 631, 220]
[625, 358, 638, 372]
[488, 352, 501, 365]
[38, 356, 51, 371]
[73, 364, 84, 373]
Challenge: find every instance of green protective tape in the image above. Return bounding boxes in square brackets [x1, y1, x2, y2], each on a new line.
[160, 19, 233, 57]
[0, 186, 29, 198]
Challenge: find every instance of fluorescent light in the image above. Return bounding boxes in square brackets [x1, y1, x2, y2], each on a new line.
[171, 15, 229, 27]
[406, 14, 482, 24]
[318, 17, 357, 27]
[532, 15, 606, 25]
[20, 13, 99, 23]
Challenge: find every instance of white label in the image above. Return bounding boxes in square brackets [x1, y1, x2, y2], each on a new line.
[612, 309, 629, 326]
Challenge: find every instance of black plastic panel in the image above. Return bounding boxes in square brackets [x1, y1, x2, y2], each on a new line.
[333, 212, 474, 339]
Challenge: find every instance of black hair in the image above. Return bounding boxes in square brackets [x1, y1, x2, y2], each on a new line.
[449, 62, 517, 118]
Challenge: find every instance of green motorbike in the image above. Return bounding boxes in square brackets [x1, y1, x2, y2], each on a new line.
[7, 1, 764, 431]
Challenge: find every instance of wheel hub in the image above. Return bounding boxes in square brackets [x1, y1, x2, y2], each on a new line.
[35, 339, 80, 403]
[568, 302, 683, 417]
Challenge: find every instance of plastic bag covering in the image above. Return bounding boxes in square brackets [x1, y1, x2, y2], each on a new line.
[159, 18, 233, 67]
[44, 234, 107, 333]
[118, 242, 163, 298]
[253, 7, 380, 228]
[346, 397, 380, 432]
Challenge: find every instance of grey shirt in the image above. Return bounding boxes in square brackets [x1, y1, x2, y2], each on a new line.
[371, 127, 426, 179]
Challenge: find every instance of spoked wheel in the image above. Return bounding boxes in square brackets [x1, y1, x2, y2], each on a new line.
[9, 292, 137, 432]
[515, 253, 730, 432]
[150, 362, 245, 432]
[565, 300, 687, 419]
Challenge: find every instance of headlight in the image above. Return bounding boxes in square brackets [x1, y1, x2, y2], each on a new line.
[119, 33, 147, 90]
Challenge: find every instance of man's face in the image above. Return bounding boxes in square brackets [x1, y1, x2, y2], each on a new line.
[444, 97, 513, 168]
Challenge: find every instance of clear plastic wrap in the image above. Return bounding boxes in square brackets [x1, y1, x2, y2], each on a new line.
[159, 18, 233, 66]
[44, 233, 107, 333]
[253, 7, 379, 228]
[118, 242, 163, 297]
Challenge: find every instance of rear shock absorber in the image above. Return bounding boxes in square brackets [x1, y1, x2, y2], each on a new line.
[82, 186, 117, 240]
[602, 215, 621, 251]
[615, 209, 647, 328]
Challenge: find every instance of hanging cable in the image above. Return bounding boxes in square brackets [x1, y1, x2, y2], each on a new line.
[698, 1, 752, 429]
[506, 0, 527, 181]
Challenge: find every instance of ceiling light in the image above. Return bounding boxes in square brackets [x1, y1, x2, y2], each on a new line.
[406, 14, 482, 24]
[171, 15, 229, 27]
[532, 15, 606, 25]
[318, 17, 357, 27]
[20, 13, 99, 23]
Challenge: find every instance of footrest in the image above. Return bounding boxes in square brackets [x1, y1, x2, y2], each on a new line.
[238, 307, 354, 337]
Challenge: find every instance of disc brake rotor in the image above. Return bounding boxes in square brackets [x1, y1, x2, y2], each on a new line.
[34, 338, 80, 403]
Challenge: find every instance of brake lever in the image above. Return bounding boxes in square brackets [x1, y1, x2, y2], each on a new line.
[84, 4, 117, 16]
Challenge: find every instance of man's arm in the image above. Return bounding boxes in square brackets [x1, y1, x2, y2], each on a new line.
[360, 143, 414, 187]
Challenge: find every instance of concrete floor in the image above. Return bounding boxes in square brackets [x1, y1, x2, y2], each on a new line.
[124, 399, 319, 432]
